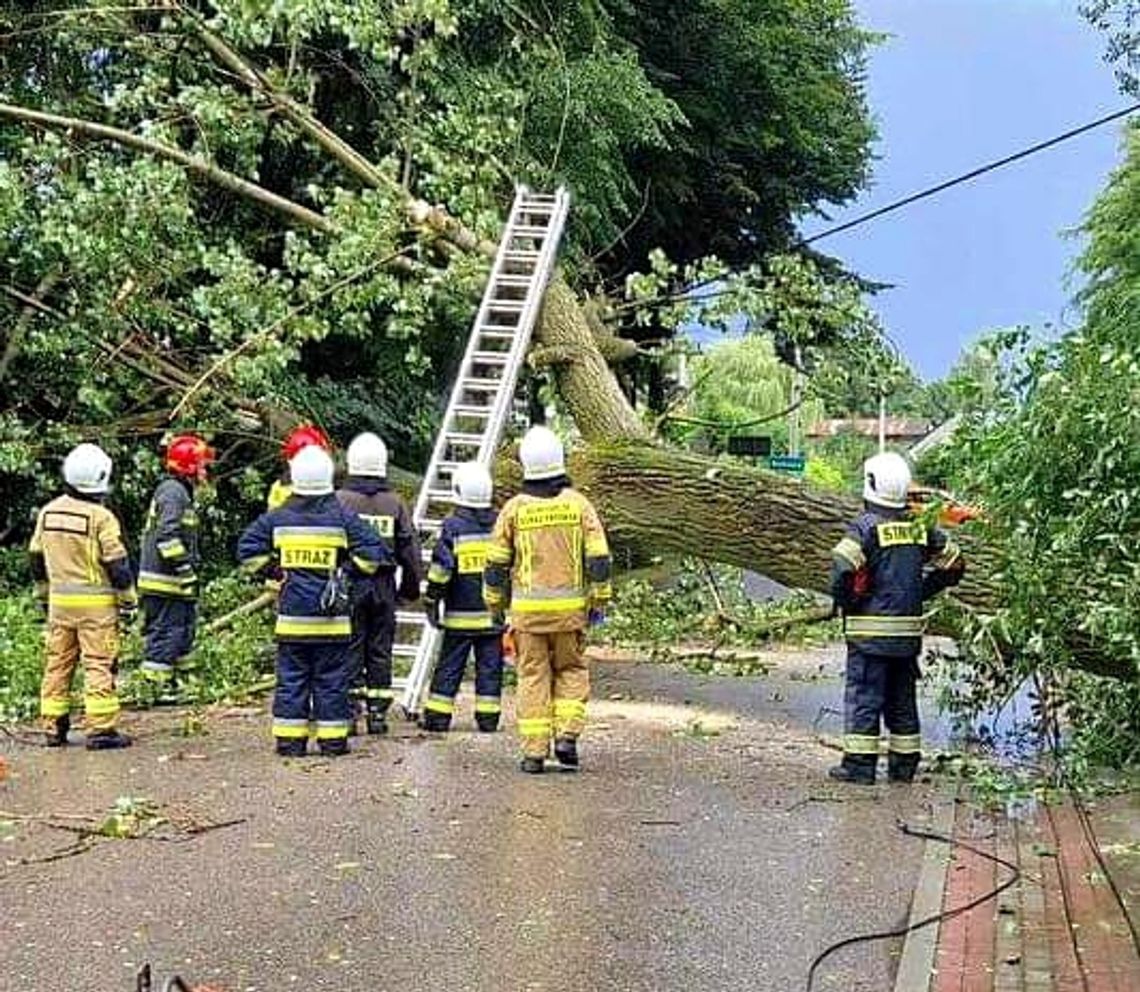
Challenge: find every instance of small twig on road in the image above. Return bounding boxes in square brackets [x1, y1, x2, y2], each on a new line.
[639, 819, 683, 827]
[8, 835, 97, 867]
[785, 793, 880, 814]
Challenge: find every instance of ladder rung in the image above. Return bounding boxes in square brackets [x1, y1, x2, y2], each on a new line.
[494, 274, 536, 287]
[510, 225, 550, 238]
[418, 520, 442, 533]
[392, 644, 419, 659]
[478, 333, 515, 345]
[426, 489, 454, 501]
[396, 611, 427, 626]
[479, 324, 518, 333]
[445, 432, 485, 445]
[486, 301, 526, 311]
[504, 250, 541, 261]
[472, 352, 510, 364]
[452, 404, 492, 417]
[461, 378, 502, 390]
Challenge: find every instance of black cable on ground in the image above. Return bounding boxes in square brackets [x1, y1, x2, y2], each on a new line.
[804, 819, 1021, 992]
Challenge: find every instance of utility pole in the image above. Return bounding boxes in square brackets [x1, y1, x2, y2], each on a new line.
[878, 390, 887, 454]
[789, 344, 805, 456]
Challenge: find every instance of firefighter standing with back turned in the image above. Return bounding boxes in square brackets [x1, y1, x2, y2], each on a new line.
[238, 446, 387, 756]
[29, 444, 137, 750]
[828, 452, 965, 784]
[421, 461, 504, 733]
[483, 427, 612, 773]
[334, 431, 422, 735]
[138, 433, 215, 695]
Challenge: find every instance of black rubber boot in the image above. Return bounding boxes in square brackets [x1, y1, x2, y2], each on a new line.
[85, 730, 132, 751]
[319, 740, 350, 757]
[420, 712, 451, 733]
[554, 736, 579, 769]
[365, 707, 388, 736]
[276, 739, 307, 758]
[475, 714, 500, 734]
[45, 714, 70, 748]
[888, 753, 920, 783]
[827, 758, 876, 785]
[519, 756, 545, 775]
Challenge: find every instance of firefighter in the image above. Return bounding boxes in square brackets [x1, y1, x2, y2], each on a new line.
[29, 443, 137, 750]
[828, 451, 965, 785]
[334, 431, 422, 734]
[421, 462, 504, 733]
[238, 445, 387, 756]
[483, 427, 612, 774]
[138, 433, 215, 694]
[267, 423, 332, 510]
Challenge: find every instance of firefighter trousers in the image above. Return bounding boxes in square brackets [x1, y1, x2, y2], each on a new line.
[140, 595, 199, 679]
[273, 641, 352, 749]
[349, 575, 397, 713]
[514, 629, 588, 759]
[40, 614, 121, 732]
[425, 632, 504, 729]
[841, 645, 921, 779]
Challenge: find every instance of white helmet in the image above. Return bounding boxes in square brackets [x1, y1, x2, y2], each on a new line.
[346, 432, 388, 478]
[290, 445, 335, 496]
[452, 462, 493, 509]
[863, 452, 912, 509]
[519, 426, 565, 482]
[63, 443, 113, 495]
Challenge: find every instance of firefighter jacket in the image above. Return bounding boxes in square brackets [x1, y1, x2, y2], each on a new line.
[237, 494, 388, 640]
[28, 492, 137, 620]
[138, 477, 200, 599]
[425, 507, 502, 632]
[483, 482, 612, 633]
[830, 505, 963, 658]
[334, 477, 423, 601]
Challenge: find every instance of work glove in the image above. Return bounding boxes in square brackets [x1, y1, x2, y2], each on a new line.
[118, 601, 138, 632]
[424, 598, 444, 629]
[587, 607, 606, 628]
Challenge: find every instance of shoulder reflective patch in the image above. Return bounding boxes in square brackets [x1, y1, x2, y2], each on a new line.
[876, 522, 927, 547]
[280, 545, 337, 570]
[456, 538, 493, 575]
[359, 514, 395, 538]
[833, 536, 866, 569]
[43, 511, 91, 536]
[517, 501, 581, 531]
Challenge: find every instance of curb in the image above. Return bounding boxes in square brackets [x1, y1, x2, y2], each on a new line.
[894, 794, 956, 992]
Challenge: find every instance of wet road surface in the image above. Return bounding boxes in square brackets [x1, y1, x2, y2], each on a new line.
[1, 647, 948, 991]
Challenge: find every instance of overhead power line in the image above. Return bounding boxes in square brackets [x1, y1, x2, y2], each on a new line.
[621, 102, 1140, 317]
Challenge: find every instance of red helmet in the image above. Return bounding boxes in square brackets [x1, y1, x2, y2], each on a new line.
[281, 423, 331, 462]
[165, 433, 215, 480]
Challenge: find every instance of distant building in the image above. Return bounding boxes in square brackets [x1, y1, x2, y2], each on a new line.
[807, 418, 934, 444]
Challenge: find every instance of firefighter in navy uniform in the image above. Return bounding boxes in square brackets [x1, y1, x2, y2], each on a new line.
[138, 433, 215, 694]
[334, 432, 422, 734]
[421, 462, 504, 733]
[238, 446, 387, 756]
[829, 452, 965, 784]
[484, 427, 612, 774]
[267, 424, 332, 510]
[29, 444, 137, 750]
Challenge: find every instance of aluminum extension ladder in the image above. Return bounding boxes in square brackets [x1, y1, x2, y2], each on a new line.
[393, 186, 571, 717]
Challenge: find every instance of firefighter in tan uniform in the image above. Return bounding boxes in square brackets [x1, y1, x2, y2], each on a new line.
[483, 427, 611, 774]
[28, 444, 137, 749]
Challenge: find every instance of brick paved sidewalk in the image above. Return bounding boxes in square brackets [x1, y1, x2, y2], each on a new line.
[895, 799, 1140, 992]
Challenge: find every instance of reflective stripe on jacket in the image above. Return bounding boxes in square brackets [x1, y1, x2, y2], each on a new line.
[334, 478, 423, 600]
[139, 477, 199, 599]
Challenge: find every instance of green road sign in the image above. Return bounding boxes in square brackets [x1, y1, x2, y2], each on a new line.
[769, 454, 806, 474]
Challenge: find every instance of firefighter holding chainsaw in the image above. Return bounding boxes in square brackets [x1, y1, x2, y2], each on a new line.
[829, 452, 965, 785]
[483, 427, 612, 774]
[138, 433, 214, 694]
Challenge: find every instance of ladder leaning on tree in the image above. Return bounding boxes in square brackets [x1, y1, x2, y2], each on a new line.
[392, 185, 572, 718]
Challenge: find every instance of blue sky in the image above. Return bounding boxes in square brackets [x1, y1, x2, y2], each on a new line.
[799, 0, 1129, 380]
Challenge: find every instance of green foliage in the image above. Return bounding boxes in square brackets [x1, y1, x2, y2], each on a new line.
[0, 594, 46, 722]
[1081, 1, 1140, 96]
[931, 122, 1140, 769]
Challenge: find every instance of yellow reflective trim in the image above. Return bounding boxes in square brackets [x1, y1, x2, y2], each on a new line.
[485, 545, 513, 565]
[138, 573, 195, 596]
[590, 582, 613, 602]
[84, 695, 121, 717]
[273, 721, 310, 739]
[359, 514, 395, 538]
[511, 594, 587, 614]
[482, 585, 506, 607]
[280, 546, 336, 570]
[876, 522, 927, 548]
[845, 615, 924, 638]
[352, 555, 379, 576]
[585, 537, 609, 557]
[275, 617, 352, 638]
[157, 539, 187, 559]
[314, 722, 349, 740]
[442, 614, 495, 631]
[474, 697, 501, 714]
[457, 539, 492, 575]
[553, 699, 586, 721]
[518, 717, 552, 738]
[40, 698, 71, 717]
[273, 527, 348, 548]
[267, 481, 292, 509]
[427, 565, 451, 584]
[844, 734, 881, 755]
[425, 695, 455, 715]
[51, 592, 117, 608]
[889, 733, 922, 754]
[240, 554, 273, 574]
[517, 501, 580, 531]
[833, 537, 866, 569]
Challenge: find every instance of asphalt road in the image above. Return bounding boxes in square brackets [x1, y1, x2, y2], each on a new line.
[1, 646, 947, 992]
